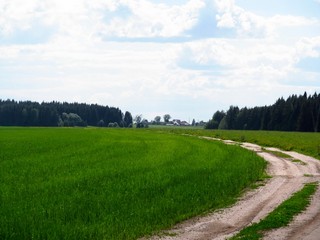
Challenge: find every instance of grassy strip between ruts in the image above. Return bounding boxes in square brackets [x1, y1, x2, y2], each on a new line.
[231, 182, 318, 240]
[262, 149, 293, 159]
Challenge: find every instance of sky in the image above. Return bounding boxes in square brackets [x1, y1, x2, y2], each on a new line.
[1, 0, 320, 122]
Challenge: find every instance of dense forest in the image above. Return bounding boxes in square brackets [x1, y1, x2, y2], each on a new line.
[0, 100, 133, 127]
[206, 92, 320, 132]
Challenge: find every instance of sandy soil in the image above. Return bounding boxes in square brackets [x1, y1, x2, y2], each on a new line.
[145, 137, 320, 240]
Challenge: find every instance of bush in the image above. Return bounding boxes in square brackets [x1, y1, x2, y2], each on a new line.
[61, 113, 87, 127]
[97, 120, 105, 127]
[108, 122, 120, 128]
[205, 119, 218, 129]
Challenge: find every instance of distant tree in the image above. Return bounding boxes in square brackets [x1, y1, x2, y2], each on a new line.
[218, 116, 228, 129]
[97, 120, 105, 127]
[198, 120, 206, 126]
[134, 115, 142, 125]
[297, 101, 313, 132]
[212, 111, 225, 124]
[192, 119, 196, 126]
[124, 111, 133, 127]
[206, 92, 320, 132]
[0, 99, 127, 127]
[234, 108, 247, 130]
[137, 119, 149, 128]
[311, 93, 320, 132]
[30, 108, 39, 125]
[57, 117, 64, 127]
[154, 116, 161, 124]
[61, 113, 86, 127]
[225, 106, 239, 130]
[39, 106, 59, 126]
[163, 114, 171, 123]
[205, 119, 218, 129]
[21, 108, 28, 126]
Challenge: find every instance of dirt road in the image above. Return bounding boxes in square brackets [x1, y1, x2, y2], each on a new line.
[147, 138, 320, 240]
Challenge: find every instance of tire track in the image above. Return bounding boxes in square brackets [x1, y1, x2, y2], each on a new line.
[146, 137, 320, 240]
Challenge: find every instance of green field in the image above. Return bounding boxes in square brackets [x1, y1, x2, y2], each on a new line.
[0, 128, 266, 240]
[155, 128, 320, 159]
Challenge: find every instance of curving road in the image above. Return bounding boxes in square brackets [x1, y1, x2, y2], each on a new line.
[147, 137, 320, 240]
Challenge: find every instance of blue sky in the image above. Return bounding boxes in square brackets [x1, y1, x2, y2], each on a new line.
[1, 0, 320, 121]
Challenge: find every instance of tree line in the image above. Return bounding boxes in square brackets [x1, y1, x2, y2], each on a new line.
[0, 99, 133, 127]
[206, 92, 320, 132]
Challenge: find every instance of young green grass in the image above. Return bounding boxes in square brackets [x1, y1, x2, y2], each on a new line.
[157, 129, 320, 160]
[0, 127, 266, 240]
[261, 150, 307, 166]
[231, 182, 318, 240]
[291, 159, 307, 165]
[263, 150, 293, 159]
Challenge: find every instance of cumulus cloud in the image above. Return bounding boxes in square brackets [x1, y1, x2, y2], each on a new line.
[0, 0, 41, 35]
[178, 39, 295, 71]
[296, 36, 320, 58]
[214, 0, 266, 37]
[101, 0, 205, 38]
[0, 0, 320, 120]
[0, 0, 206, 41]
[173, 32, 320, 105]
[214, 0, 317, 38]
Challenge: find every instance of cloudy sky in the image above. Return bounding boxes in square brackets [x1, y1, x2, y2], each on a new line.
[1, 0, 320, 121]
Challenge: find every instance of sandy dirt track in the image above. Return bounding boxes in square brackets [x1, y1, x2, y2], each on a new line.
[146, 137, 320, 240]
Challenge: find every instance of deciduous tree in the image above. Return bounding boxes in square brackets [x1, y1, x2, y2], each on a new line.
[163, 114, 171, 123]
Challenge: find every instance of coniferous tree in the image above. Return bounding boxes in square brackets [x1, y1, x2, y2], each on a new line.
[123, 111, 133, 127]
[0, 99, 130, 127]
[206, 92, 320, 132]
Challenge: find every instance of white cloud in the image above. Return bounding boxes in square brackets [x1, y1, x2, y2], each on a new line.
[173, 33, 320, 106]
[0, 0, 41, 35]
[0, 45, 21, 58]
[178, 38, 296, 70]
[0, 0, 320, 120]
[214, 0, 317, 38]
[102, 0, 205, 38]
[0, 39, 178, 101]
[214, 0, 266, 37]
[0, 0, 206, 41]
[216, 12, 235, 28]
[296, 36, 320, 58]
[269, 15, 317, 28]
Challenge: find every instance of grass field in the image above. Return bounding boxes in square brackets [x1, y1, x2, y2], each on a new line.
[0, 127, 266, 240]
[155, 128, 320, 160]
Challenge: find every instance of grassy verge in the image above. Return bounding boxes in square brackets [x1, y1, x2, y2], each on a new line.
[154, 129, 320, 160]
[0, 127, 266, 240]
[231, 182, 318, 240]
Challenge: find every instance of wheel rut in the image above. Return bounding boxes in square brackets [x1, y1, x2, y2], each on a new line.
[145, 137, 320, 240]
